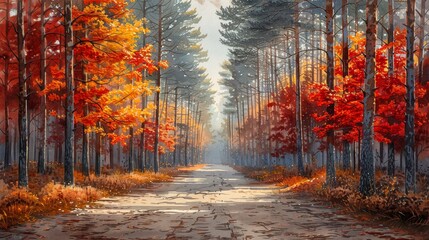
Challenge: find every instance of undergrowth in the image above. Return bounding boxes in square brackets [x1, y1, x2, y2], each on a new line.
[0, 162, 204, 229]
[234, 165, 429, 225]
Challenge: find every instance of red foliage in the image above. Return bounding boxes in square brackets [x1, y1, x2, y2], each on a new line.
[310, 30, 429, 149]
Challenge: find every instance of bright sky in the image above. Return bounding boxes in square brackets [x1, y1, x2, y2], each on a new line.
[191, 0, 230, 131]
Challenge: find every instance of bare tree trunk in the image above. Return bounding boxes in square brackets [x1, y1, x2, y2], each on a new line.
[359, 0, 377, 196]
[3, 57, 10, 169]
[418, 0, 426, 82]
[295, 2, 304, 175]
[184, 95, 191, 166]
[354, 0, 359, 33]
[38, 0, 47, 174]
[81, 23, 90, 177]
[139, 96, 147, 171]
[139, 0, 147, 172]
[256, 50, 262, 165]
[17, 0, 29, 187]
[95, 122, 101, 176]
[128, 78, 134, 172]
[387, 0, 395, 177]
[153, 0, 163, 173]
[173, 88, 178, 166]
[109, 143, 114, 169]
[64, 0, 75, 186]
[326, 0, 336, 186]
[405, 0, 416, 194]
[388, 142, 395, 176]
[342, 0, 351, 170]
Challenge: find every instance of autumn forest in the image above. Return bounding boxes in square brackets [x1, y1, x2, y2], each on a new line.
[1, 0, 429, 238]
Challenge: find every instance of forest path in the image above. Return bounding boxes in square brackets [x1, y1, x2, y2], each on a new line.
[1, 164, 422, 239]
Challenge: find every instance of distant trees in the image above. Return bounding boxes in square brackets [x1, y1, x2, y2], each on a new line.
[219, 0, 429, 195]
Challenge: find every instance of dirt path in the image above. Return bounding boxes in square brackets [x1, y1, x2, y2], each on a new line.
[0, 164, 423, 239]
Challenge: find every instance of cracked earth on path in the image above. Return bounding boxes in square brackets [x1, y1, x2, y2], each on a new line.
[0, 164, 425, 239]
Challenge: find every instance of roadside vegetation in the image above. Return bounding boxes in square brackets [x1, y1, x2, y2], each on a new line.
[235, 166, 429, 225]
[0, 163, 204, 229]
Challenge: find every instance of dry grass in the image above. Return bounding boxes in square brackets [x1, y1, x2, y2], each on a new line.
[235, 165, 429, 225]
[0, 162, 203, 229]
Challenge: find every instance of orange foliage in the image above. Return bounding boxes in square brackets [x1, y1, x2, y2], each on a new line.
[235, 166, 429, 225]
[0, 162, 199, 229]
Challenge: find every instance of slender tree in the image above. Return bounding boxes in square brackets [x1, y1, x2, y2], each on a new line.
[341, 0, 350, 170]
[37, 0, 47, 174]
[387, 0, 395, 177]
[326, 0, 336, 186]
[295, 1, 305, 175]
[64, 0, 75, 186]
[153, 0, 163, 173]
[405, 0, 416, 194]
[359, 0, 377, 196]
[17, 0, 28, 187]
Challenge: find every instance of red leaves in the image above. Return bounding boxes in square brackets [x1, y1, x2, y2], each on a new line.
[130, 46, 159, 74]
[309, 29, 429, 146]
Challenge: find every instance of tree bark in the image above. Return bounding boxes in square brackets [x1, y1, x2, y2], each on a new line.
[128, 79, 134, 172]
[295, 2, 305, 175]
[3, 57, 10, 170]
[64, 0, 75, 186]
[18, 0, 28, 187]
[81, 23, 90, 177]
[388, 142, 395, 176]
[153, 0, 163, 173]
[342, 0, 351, 170]
[418, 0, 426, 83]
[139, 0, 147, 172]
[387, 0, 395, 177]
[173, 88, 178, 166]
[359, 0, 377, 196]
[38, 0, 47, 174]
[95, 122, 101, 176]
[184, 95, 191, 166]
[326, 0, 336, 186]
[405, 0, 416, 194]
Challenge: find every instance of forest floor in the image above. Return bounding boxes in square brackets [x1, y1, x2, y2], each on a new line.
[0, 164, 426, 239]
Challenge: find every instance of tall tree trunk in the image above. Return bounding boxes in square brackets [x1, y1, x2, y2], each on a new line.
[184, 95, 191, 166]
[2, 0, 11, 170]
[81, 92, 89, 176]
[18, 0, 28, 187]
[256, 50, 262, 164]
[64, 0, 75, 186]
[388, 142, 395, 176]
[153, 1, 163, 173]
[359, 0, 377, 196]
[81, 24, 90, 177]
[418, 0, 426, 82]
[354, 0, 359, 33]
[3, 58, 10, 170]
[387, 0, 395, 177]
[342, 0, 351, 170]
[173, 88, 178, 166]
[326, 0, 336, 186]
[38, 0, 47, 174]
[295, 2, 305, 175]
[405, 0, 416, 194]
[128, 78, 134, 172]
[95, 122, 101, 176]
[109, 143, 114, 169]
[139, 0, 147, 172]
[140, 96, 147, 171]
